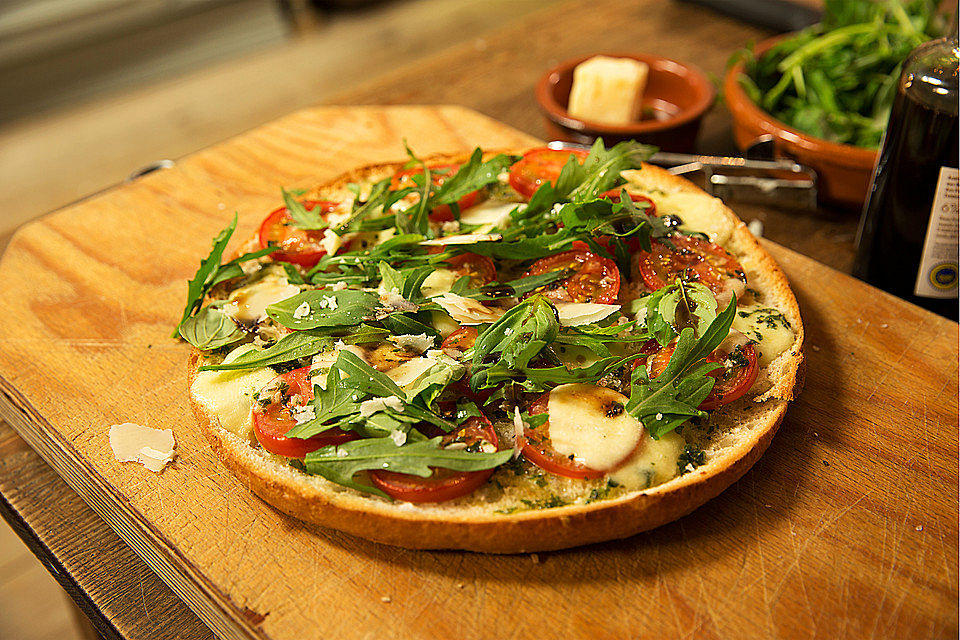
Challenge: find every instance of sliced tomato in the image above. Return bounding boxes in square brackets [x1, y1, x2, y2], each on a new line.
[369, 414, 500, 503]
[392, 163, 481, 222]
[440, 326, 478, 354]
[523, 249, 620, 304]
[258, 200, 345, 268]
[253, 366, 356, 458]
[444, 252, 497, 287]
[520, 393, 606, 479]
[508, 147, 588, 198]
[630, 338, 662, 370]
[636, 234, 746, 294]
[647, 341, 759, 410]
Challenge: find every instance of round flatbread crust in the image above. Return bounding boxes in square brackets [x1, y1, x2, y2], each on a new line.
[188, 152, 804, 553]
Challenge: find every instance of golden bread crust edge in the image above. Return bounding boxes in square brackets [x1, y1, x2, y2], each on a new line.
[188, 151, 803, 553]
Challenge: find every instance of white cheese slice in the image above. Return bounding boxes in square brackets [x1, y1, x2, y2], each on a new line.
[223, 271, 299, 325]
[420, 268, 459, 297]
[320, 229, 343, 256]
[433, 293, 504, 324]
[567, 55, 649, 125]
[109, 423, 176, 473]
[430, 310, 460, 338]
[608, 430, 685, 490]
[385, 356, 437, 388]
[458, 199, 524, 231]
[731, 304, 795, 367]
[191, 345, 276, 440]
[310, 343, 367, 389]
[387, 333, 436, 354]
[546, 384, 643, 471]
[359, 395, 404, 417]
[554, 302, 620, 327]
[420, 233, 501, 245]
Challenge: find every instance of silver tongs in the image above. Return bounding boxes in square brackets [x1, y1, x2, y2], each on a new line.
[548, 138, 819, 210]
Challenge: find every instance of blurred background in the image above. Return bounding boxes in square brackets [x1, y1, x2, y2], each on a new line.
[0, 0, 557, 252]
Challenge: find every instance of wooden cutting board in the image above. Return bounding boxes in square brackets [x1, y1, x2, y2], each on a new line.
[0, 105, 955, 640]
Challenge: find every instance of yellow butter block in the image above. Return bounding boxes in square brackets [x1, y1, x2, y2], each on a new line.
[567, 55, 649, 125]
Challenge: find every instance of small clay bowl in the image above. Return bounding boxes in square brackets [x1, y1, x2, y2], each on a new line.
[536, 52, 715, 153]
[724, 34, 879, 209]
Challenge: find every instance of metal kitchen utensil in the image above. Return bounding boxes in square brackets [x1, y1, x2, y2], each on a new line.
[546, 139, 819, 210]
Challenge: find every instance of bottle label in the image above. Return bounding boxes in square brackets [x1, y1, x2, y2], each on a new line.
[914, 167, 959, 299]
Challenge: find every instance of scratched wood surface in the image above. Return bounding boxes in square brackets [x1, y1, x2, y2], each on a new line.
[0, 105, 956, 640]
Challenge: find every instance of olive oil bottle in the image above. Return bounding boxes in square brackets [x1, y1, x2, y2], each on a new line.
[853, 34, 959, 321]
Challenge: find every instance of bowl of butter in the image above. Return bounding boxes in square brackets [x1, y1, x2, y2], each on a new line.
[536, 53, 715, 152]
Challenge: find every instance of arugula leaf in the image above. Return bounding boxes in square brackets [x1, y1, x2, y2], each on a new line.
[281, 188, 328, 230]
[472, 295, 559, 371]
[546, 139, 656, 202]
[335, 350, 405, 398]
[279, 262, 305, 285]
[626, 300, 736, 438]
[333, 177, 393, 234]
[284, 367, 365, 438]
[172, 214, 237, 337]
[395, 142, 432, 236]
[377, 262, 432, 303]
[475, 355, 627, 392]
[639, 280, 719, 346]
[430, 149, 517, 206]
[197, 332, 330, 371]
[303, 437, 512, 497]
[267, 289, 379, 329]
[178, 306, 245, 350]
[207, 246, 277, 289]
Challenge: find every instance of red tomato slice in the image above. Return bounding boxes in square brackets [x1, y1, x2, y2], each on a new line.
[520, 393, 606, 480]
[508, 147, 588, 198]
[253, 366, 356, 458]
[258, 200, 344, 268]
[647, 342, 759, 410]
[440, 326, 478, 354]
[392, 163, 481, 222]
[523, 249, 620, 304]
[636, 234, 746, 294]
[369, 414, 500, 503]
[630, 338, 662, 370]
[444, 252, 497, 287]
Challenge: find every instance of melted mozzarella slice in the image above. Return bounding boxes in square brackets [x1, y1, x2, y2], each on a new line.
[458, 199, 524, 231]
[608, 430, 685, 490]
[731, 304, 795, 367]
[554, 302, 620, 327]
[191, 345, 276, 440]
[223, 270, 299, 325]
[547, 384, 643, 471]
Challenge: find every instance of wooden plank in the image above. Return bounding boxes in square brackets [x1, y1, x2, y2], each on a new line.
[0, 104, 955, 640]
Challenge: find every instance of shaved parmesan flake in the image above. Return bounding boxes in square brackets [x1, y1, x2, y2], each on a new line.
[387, 333, 435, 353]
[420, 233, 502, 245]
[385, 356, 436, 388]
[292, 405, 316, 425]
[293, 301, 311, 319]
[434, 293, 504, 324]
[512, 406, 525, 459]
[320, 229, 342, 255]
[109, 423, 176, 472]
[378, 287, 418, 312]
[554, 302, 620, 326]
[360, 396, 404, 417]
[391, 430, 407, 446]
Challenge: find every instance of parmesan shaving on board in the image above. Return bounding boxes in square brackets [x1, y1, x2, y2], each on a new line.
[109, 423, 176, 472]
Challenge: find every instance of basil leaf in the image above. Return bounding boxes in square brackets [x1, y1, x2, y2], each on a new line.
[267, 289, 378, 329]
[626, 299, 736, 438]
[178, 306, 245, 350]
[303, 437, 512, 497]
[172, 214, 237, 337]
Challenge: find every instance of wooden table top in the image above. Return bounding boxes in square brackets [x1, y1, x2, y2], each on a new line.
[0, 1, 953, 639]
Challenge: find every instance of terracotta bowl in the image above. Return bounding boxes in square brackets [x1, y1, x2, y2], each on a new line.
[536, 52, 715, 153]
[724, 35, 879, 209]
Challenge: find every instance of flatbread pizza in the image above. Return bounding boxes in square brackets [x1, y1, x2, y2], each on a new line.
[175, 142, 803, 553]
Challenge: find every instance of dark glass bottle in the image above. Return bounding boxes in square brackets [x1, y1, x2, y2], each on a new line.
[853, 35, 959, 321]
